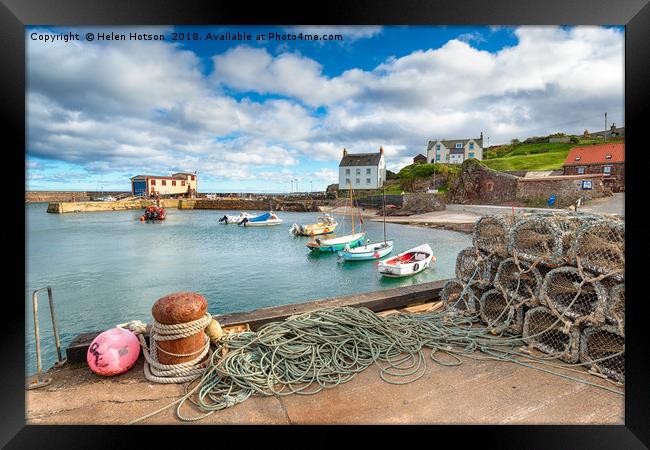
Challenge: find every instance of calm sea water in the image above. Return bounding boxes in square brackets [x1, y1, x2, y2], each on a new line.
[25, 203, 471, 374]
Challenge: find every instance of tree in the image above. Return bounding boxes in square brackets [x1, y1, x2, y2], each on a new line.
[511, 138, 521, 145]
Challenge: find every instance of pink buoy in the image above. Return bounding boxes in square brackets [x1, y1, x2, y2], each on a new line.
[87, 327, 141, 376]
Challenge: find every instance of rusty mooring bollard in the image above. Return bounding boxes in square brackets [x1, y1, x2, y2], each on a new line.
[151, 292, 208, 366]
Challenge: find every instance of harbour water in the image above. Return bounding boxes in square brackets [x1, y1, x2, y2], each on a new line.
[25, 203, 471, 374]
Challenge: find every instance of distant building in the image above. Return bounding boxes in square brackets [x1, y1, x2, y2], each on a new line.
[130, 172, 198, 197]
[563, 143, 624, 192]
[413, 154, 427, 164]
[586, 124, 625, 140]
[426, 133, 484, 164]
[338, 147, 386, 190]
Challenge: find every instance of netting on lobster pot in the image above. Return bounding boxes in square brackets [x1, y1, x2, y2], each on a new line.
[606, 283, 625, 334]
[507, 215, 564, 267]
[493, 257, 545, 306]
[455, 246, 500, 287]
[541, 267, 608, 324]
[441, 279, 480, 317]
[550, 213, 598, 261]
[478, 289, 524, 335]
[571, 219, 625, 281]
[580, 325, 625, 383]
[473, 215, 517, 257]
[522, 306, 580, 363]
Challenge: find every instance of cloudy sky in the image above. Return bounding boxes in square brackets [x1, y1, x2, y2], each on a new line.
[26, 25, 624, 192]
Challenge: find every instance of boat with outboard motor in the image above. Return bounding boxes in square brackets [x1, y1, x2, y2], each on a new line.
[240, 212, 283, 227]
[140, 205, 166, 221]
[377, 244, 435, 278]
[219, 212, 255, 224]
[289, 214, 338, 236]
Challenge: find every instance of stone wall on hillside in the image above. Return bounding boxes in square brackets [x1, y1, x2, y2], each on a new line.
[516, 174, 610, 207]
[401, 193, 445, 214]
[447, 160, 519, 204]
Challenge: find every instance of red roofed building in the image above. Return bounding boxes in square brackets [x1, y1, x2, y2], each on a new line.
[563, 143, 625, 192]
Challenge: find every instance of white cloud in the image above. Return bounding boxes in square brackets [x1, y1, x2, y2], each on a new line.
[27, 26, 624, 189]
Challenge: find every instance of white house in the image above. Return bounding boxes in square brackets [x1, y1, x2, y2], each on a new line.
[338, 147, 386, 190]
[426, 133, 484, 164]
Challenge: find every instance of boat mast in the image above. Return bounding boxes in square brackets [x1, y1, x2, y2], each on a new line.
[349, 181, 355, 234]
[382, 185, 387, 243]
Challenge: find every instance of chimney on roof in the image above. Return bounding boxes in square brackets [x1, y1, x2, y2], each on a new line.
[343, 148, 348, 157]
[379, 146, 384, 155]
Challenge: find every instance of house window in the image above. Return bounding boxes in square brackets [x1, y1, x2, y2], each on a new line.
[469, 143, 474, 150]
[366, 178, 371, 184]
[575, 156, 581, 161]
[181, 180, 186, 186]
[346, 168, 350, 175]
[190, 175, 195, 181]
[345, 178, 350, 185]
[436, 144, 440, 151]
[356, 169, 361, 175]
[455, 143, 463, 148]
[161, 180, 166, 186]
[356, 178, 360, 184]
[469, 152, 475, 158]
[436, 155, 440, 161]
[603, 166, 612, 174]
[151, 179, 156, 186]
[172, 180, 176, 186]
[366, 168, 371, 174]
[605, 154, 612, 160]
[577, 167, 585, 174]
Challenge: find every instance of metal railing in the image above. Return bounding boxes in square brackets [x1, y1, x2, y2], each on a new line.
[27, 287, 66, 390]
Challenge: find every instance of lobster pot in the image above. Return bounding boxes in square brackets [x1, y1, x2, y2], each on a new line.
[522, 306, 580, 363]
[473, 215, 517, 258]
[440, 279, 480, 317]
[493, 258, 545, 306]
[605, 283, 625, 334]
[479, 289, 524, 335]
[580, 325, 625, 383]
[570, 220, 625, 280]
[507, 216, 564, 267]
[550, 213, 597, 260]
[455, 246, 500, 287]
[151, 292, 209, 366]
[541, 267, 608, 324]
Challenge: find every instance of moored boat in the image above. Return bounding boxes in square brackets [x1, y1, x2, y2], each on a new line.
[338, 240, 394, 261]
[338, 186, 394, 261]
[306, 232, 367, 252]
[240, 212, 283, 227]
[289, 214, 338, 236]
[219, 212, 255, 224]
[377, 244, 435, 278]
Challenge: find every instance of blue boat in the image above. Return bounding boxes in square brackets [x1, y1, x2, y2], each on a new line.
[306, 232, 367, 252]
[240, 212, 283, 227]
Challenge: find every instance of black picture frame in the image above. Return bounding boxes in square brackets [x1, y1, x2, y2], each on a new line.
[3, 0, 648, 447]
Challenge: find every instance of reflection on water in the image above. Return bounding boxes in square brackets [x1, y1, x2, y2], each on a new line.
[25, 203, 471, 374]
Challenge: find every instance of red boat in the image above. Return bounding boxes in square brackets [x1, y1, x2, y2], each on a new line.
[140, 205, 166, 221]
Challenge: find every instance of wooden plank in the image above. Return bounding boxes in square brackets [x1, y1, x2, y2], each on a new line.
[403, 302, 437, 313]
[65, 279, 448, 364]
[377, 309, 400, 317]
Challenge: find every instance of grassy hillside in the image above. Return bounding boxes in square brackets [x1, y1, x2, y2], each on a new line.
[482, 138, 623, 172]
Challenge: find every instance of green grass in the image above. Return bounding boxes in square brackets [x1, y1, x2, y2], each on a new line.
[482, 138, 624, 172]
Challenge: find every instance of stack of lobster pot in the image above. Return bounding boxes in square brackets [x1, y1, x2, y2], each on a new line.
[442, 211, 625, 383]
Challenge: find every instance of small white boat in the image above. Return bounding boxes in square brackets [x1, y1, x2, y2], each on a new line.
[219, 212, 255, 224]
[378, 244, 435, 278]
[338, 240, 394, 261]
[241, 212, 283, 227]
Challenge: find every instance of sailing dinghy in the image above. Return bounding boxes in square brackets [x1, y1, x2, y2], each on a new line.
[338, 185, 394, 261]
[306, 182, 365, 252]
[377, 244, 435, 278]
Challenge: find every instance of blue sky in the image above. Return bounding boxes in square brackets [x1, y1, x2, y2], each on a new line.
[26, 25, 624, 192]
